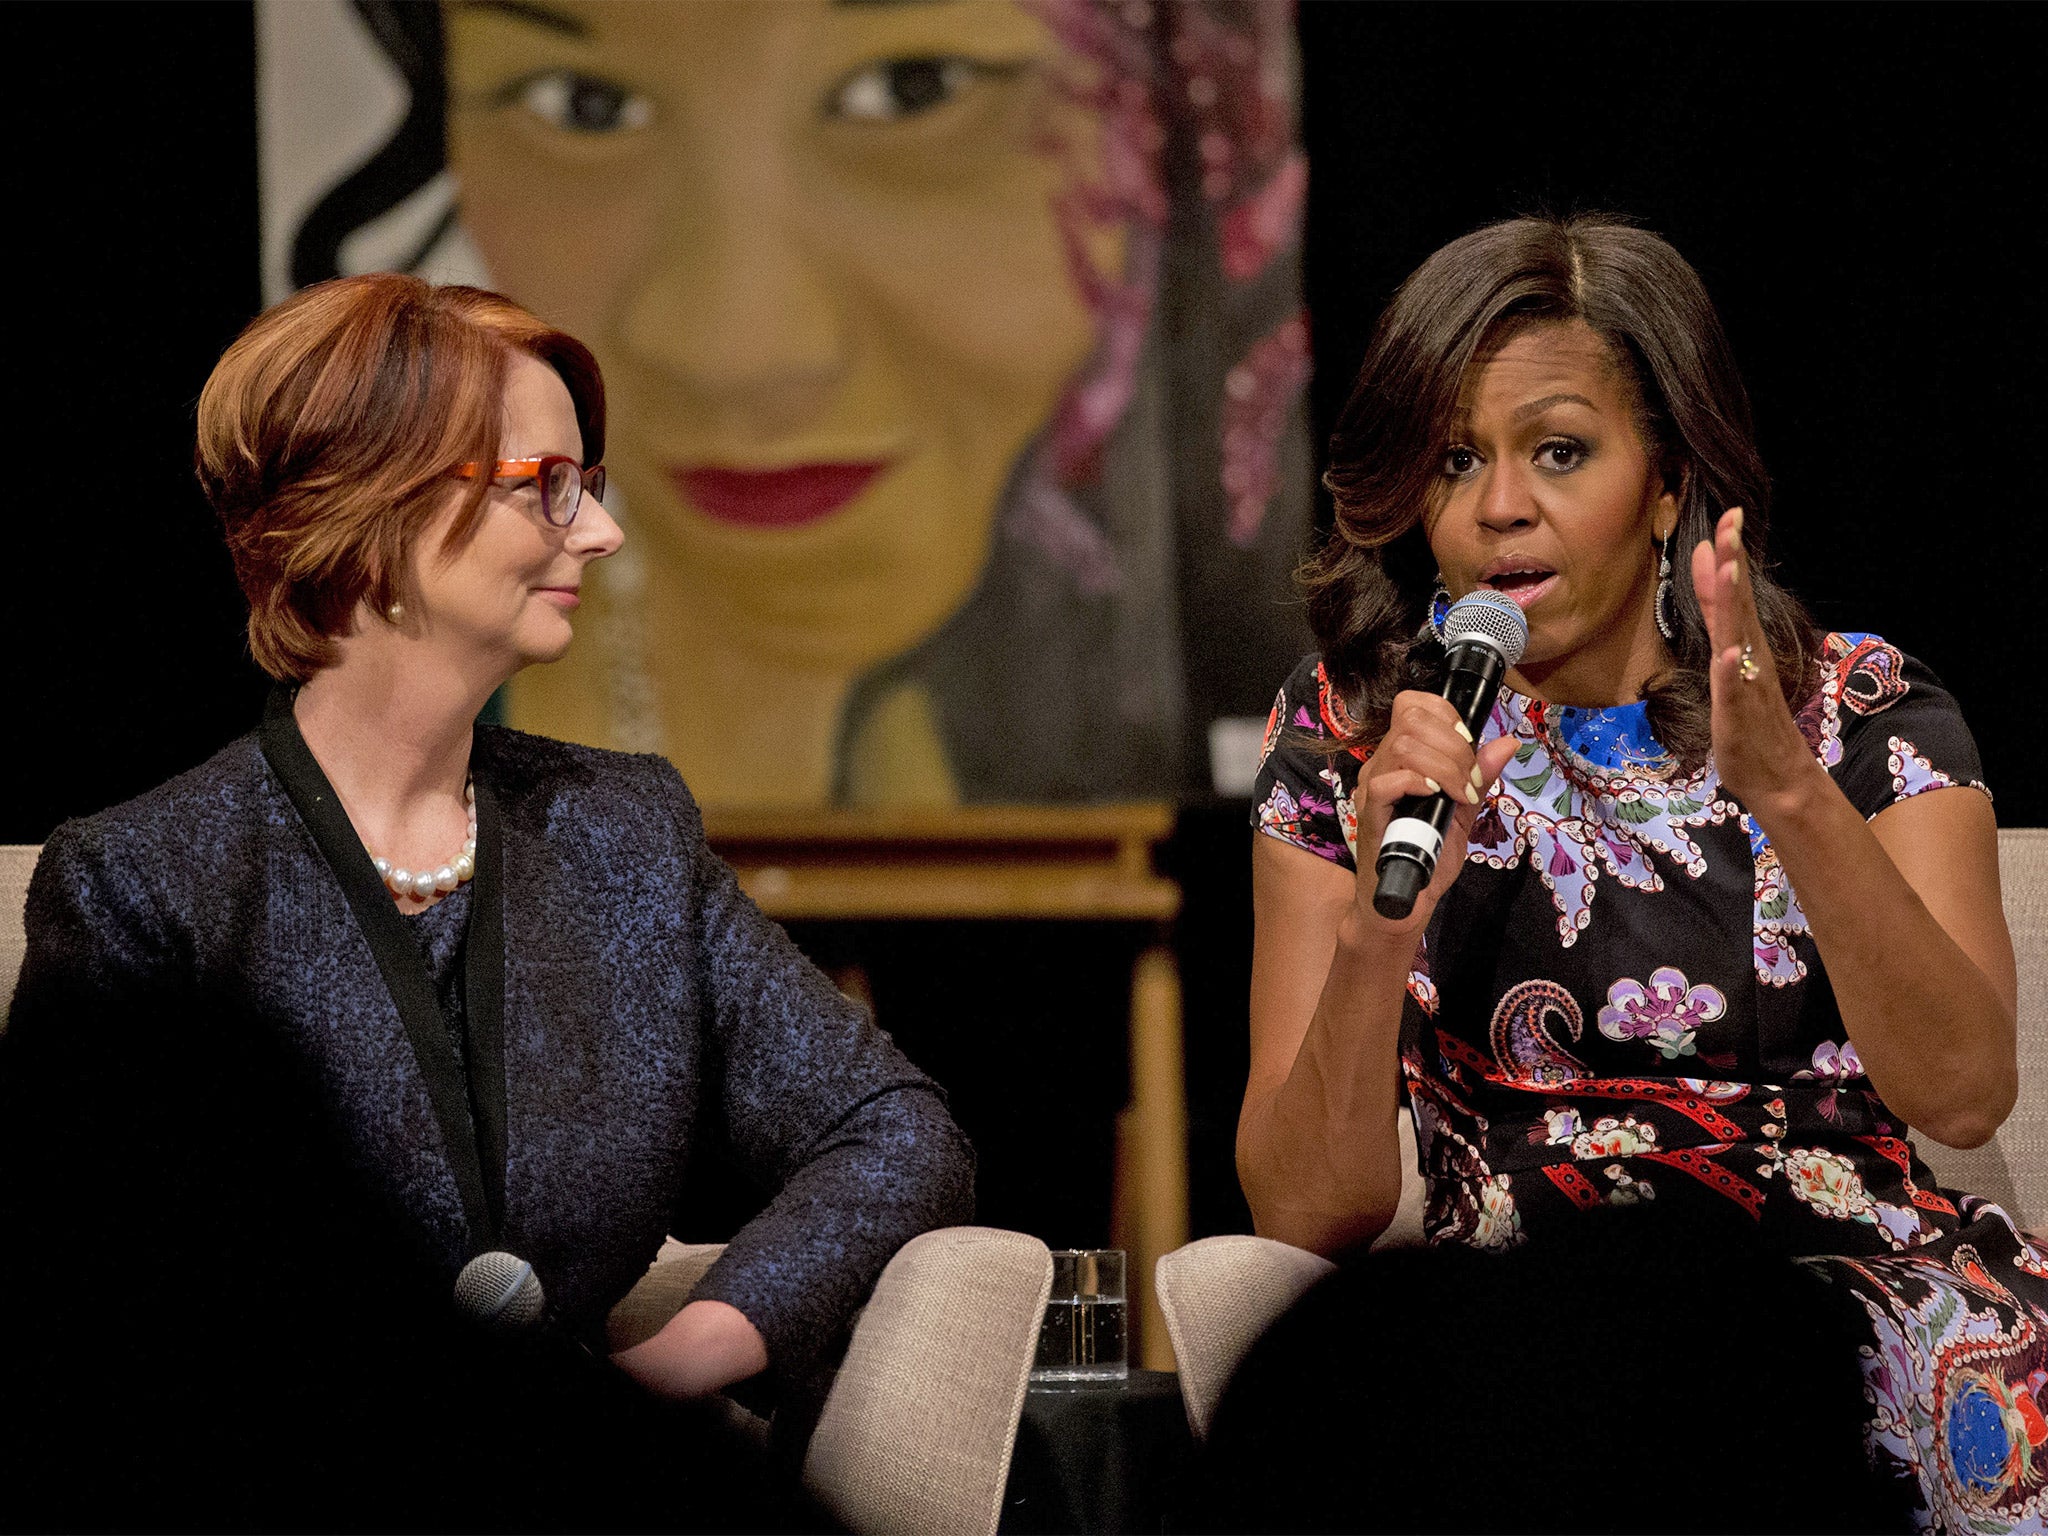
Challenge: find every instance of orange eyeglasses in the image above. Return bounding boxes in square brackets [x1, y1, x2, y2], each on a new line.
[455, 457, 606, 527]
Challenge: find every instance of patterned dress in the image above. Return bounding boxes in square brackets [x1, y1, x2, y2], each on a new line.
[1252, 633, 2048, 1533]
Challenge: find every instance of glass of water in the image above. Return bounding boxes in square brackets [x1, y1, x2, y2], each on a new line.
[1031, 1248, 1128, 1384]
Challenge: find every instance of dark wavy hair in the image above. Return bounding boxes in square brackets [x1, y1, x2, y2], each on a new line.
[1304, 213, 1817, 770]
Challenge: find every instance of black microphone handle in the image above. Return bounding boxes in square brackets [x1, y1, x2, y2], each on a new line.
[1372, 640, 1509, 920]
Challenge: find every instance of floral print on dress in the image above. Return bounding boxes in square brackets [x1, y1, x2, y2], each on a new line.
[1778, 1145, 1880, 1223]
[1406, 936, 1438, 1019]
[1252, 634, 1997, 1249]
[1890, 736, 1958, 799]
[1603, 1164, 1655, 1204]
[1797, 1038, 1866, 1124]
[1597, 966, 1728, 1061]
[1752, 1140, 1932, 1251]
[1318, 765, 1359, 861]
[1463, 693, 1728, 948]
[1746, 815, 1811, 987]
[1254, 777, 1347, 865]
[1411, 1090, 1523, 1252]
[1566, 1114, 1659, 1160]
[1822, 1213, 2048, 1533]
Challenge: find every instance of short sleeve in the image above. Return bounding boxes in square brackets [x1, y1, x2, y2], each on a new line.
[1249, 653, 1363, 871]
[1808, 633, 1991, 821]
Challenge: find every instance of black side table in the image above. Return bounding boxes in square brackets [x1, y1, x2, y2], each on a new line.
[999, 1370, 1194, 1535]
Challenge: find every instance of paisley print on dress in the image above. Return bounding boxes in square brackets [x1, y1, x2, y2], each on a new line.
[1486, 978, 1589, 1089]
[1834, 633, 1912, 716]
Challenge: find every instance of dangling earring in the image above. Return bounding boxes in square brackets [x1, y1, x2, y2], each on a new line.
[1428, 576, 1451, 644]
[1653, 530, 1676, 642]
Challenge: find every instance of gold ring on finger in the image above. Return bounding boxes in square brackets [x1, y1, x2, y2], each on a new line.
[1738, 642, 1760, 683]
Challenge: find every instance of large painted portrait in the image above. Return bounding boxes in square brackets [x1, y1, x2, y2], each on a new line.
[260, 0, 1311, 808]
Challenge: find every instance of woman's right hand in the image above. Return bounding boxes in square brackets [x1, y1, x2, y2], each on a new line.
[1353, 690, 1519, 938]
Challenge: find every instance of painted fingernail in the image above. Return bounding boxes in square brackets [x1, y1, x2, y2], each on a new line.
[1423, 777, 1442, 795]
[1454, 721, 1474, 744]
[1729, 507, 1745, 536]
[1464, 784, 1480, 805]
[1469, 766, 1485, 791]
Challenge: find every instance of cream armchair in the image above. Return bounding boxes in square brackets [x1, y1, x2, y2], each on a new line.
[610, 1229, 1050, 1535]
[1, 845, 1051, 1536]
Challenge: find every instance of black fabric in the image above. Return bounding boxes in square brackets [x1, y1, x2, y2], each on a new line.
[1186, 1207, 1912, 1534]
[1001, 1371, 1193, 1535]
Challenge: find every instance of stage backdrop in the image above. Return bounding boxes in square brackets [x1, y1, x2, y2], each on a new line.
[256, 0, 1311, 810]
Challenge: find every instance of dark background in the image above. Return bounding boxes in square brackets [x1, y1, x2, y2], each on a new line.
[5, 3, 2043, 1244]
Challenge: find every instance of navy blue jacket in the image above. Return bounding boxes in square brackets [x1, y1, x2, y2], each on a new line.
[2, 721, 974, 1487]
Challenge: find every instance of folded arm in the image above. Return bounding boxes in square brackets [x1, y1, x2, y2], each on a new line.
[632, 760, 975, 1396]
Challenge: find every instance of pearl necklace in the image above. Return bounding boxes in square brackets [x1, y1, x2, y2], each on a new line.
[371, 781, 477, 901]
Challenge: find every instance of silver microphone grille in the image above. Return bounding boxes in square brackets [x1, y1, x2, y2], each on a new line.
[454, 1250, 546, 1330]
[1442, 591, 1530, 667]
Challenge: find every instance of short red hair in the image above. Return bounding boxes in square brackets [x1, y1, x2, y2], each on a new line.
[196, 273, 605, 681]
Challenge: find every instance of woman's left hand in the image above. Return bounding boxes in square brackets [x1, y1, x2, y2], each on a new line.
[1691, 506, 1818, 818]
[612, 1298, 769, 1399]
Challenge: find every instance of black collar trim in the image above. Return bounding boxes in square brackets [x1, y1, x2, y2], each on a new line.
[258, 683, 507, 1253]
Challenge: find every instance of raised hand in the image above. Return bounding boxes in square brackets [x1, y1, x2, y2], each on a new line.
[1689, 507, 1815, 818]
[1354, 690, 1520, 934]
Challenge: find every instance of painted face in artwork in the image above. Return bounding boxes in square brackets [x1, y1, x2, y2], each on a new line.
[444, 0, 1124, 803]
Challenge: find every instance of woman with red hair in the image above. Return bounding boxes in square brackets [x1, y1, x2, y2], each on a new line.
[1, 273, 972, 1529]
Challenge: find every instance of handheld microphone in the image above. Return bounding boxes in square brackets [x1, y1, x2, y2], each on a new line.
[1372, 591, 1529, 921]
[454, 1250, 546, 1331]
[455, 1250, 612, 1369]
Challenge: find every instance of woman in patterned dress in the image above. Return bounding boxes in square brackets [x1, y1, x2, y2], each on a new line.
[1239, 214, 2040, 1531]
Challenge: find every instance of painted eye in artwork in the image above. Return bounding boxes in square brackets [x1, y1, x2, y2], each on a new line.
[825, 56, 996, 122]
[512, 69, 654, 135]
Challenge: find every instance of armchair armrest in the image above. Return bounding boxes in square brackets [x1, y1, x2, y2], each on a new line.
[607, 1229, 1053, 1536]
[804, 1227, 1052, 1536]
[1154, 1234, 1334, 1442]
